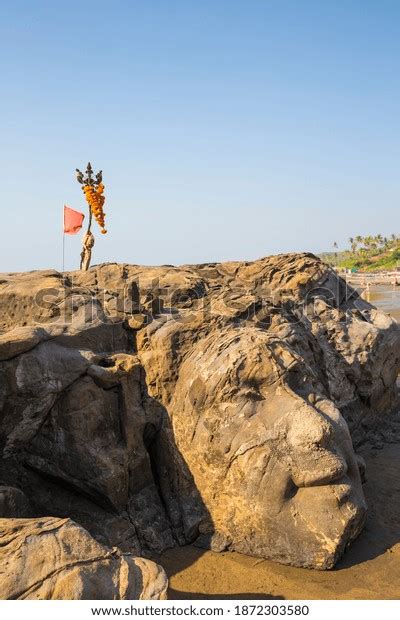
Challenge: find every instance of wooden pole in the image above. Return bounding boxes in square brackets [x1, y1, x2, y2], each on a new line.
[86, 201, 92, 234]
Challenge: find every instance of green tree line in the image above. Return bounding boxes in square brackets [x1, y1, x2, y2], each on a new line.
[347, 234, 399, 258]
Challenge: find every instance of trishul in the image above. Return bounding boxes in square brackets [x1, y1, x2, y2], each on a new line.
[75, 162, 106, 270]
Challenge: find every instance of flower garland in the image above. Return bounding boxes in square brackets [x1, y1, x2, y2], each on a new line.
[83, 183, 107, 234]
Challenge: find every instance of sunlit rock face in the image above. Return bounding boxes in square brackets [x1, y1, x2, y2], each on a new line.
[0, 514, 168, 600]
[144, 327, 366, 568]
[0, 253, 399, 572]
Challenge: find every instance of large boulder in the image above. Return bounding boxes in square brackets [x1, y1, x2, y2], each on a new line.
[0, 253, 398, 572]
[0, 517, 168, 599]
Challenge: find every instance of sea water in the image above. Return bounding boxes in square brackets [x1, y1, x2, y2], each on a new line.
[363, 285, 400, 322]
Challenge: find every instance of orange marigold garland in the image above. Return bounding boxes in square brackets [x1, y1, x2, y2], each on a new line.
[83, 182, 107, 234]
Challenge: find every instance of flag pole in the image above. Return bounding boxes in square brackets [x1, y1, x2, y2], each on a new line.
[62, 206, 65, 273]
[62, 232, 65, 273]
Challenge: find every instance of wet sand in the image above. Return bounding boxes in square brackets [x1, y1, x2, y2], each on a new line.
[159, 289, 400, 600]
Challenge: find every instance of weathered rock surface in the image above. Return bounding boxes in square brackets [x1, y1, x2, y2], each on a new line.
[0, 517, 168, 599]
[0, 253, 399, 578]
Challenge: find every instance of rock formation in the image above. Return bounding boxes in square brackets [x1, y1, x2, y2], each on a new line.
[0, 514, 168, 599]
[0, 253, 399, 591]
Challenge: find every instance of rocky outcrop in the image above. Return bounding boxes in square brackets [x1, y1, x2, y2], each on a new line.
[0, 516, 167, 599]
[0, 253, 399, 579]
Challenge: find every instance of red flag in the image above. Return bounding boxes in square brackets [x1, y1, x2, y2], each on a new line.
[64, 205, 85, 235]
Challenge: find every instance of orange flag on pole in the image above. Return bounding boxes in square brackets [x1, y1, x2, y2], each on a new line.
[64, 205, 85, 235]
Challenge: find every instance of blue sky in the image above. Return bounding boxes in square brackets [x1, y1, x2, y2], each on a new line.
[1, 1, 399, 271]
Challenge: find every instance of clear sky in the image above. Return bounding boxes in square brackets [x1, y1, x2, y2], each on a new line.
[1, 0, 399, 271]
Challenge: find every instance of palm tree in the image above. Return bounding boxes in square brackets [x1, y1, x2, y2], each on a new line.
[370, 236, 378, 252]
[330, 242, 339, 268]
[349, 237, 357, 254]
